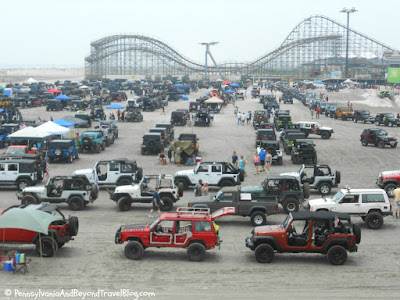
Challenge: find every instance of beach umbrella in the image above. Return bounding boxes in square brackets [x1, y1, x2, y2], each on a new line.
[46, 88, 62, 93]
[182, 95, 189, 100]
[222, 80, 231, 84]
[224, 89, 235, 94]
[173, 83, 184, 87]
[229, 82, 239, 87]
[314, 80, 324, 84]
[106, 103, 125, 109]
[54, 94, 70, 100]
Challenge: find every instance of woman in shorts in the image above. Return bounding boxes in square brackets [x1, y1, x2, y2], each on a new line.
[253, 153, 260, 175]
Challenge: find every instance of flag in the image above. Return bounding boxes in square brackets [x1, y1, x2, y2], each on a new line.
[334, 216, 339, 228]
[45, 152, 50, 178]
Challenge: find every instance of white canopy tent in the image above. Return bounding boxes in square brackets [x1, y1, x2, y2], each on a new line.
[8, 126, 53, 140]
[343, 79, 353, 83]
[36, 121, 70, 135]
[26, 77, 37, 84]
[205, 97, 223, 104]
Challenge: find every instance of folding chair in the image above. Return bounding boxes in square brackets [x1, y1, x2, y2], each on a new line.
[13, 253, 31, 275]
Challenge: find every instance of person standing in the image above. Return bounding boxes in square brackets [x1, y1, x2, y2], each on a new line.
[149, 188, 162, 217]
[393, 187, 400, 218]
[316, 106, 320, 119]
[175, 147, 182, 167]
[258, 147, 267, 172]
[246, 111, 250, 124]
[310, 105, 314, 119]
[241, 112, 246, 126]
[253, 153, 260, 175]
[117, 109, 121, 121]
[232, 151, 239, 168]
[202, 182, 209, 196]
[237, 112, 241, 125]
[238, 155, 247, 177]
[167, 148, 172, 163]
[265, 150, 273, 174]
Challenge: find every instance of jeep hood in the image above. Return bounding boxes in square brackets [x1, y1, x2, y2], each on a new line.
[380, 170, 400, 177]
[308, 197, 335, 207]
[254, 225, 285, 235]
[320, 126, 333, 131]
[280, 171, 300, 177]
[121, 224, 148, 231]
[22, 186, 46, 194]
[175, 169, 194, 177]
[114, 184, 139, 194]
[73, 168, 94, 176]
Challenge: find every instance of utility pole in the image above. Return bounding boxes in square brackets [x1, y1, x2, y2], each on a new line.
[199, 42, 223, 80]
[340, 7, 357, 78]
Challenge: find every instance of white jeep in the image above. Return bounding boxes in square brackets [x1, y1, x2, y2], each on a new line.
[108, 174, 182, 211]
[297, 121, 334, 139]
[308, 187, 393, 229]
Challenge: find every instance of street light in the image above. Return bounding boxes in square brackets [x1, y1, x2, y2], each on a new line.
[340, 7, 357, 78]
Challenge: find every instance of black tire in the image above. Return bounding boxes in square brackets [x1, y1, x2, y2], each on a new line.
[277, 157, 283, 165]
[361, 138, 368, 146]
[21, 195, 37, 205]
[353, 118, 357, 123]
[160, 197, 174, 211]
[68, 155, 73, 163]
[95, 144, 100, 153]
[391, 143, 397, 148]
[187, 243, 206, 261]
[101, 142, 105, 150]
[303, 182, 310, 199]
[220, 179, 234, 187]
[388, 121, 393, 127]
[318, 182, 332, 195]
[341, 115, 346, 121]
[68, 196, 84, 211]
[117, 197, 132, 211]
[377, 140, 384, 148]
[353, 223, 361, 244]
[312, 155, 317, 164]
[327, 245, 347, 265]
[266, 147, 277, 158]
[17, 179, 31, 191]
[363, 119, 367, 124]
[175, 178, 188, 190]
[91, 184, 98, 199]
[255, 244, 274, 263]
[36, 236, 58, 257]
[250, 211, 267, 226]
[106, 139, 110, 147]
[124, 241, 144, 260]
[282, 198, 299, 214]
[384, 183, 397, 197]
[335, 171, 341, 184]
[321, 131, 330, 139]
[118, 178, 132, 186]
[177, 182, 184, 197]
[67, 216, 79, 236]
[238, 169, 245, 182]
[365, 212, 384, 229]
[375, 121, 380, 126]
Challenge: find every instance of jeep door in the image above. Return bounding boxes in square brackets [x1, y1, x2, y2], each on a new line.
[0, 163, 7, 182]
[150, 220, 174, 245]
[104, 162, 120, 184]
[213, 191, 236, 211]
[334, 194, 361, 214]
[6, 163, 19, 182]
[195, 165, 211, 184]
[173, 220, 193, 246]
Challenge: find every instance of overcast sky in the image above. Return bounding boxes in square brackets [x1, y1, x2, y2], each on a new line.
[1, 0, 398, 67]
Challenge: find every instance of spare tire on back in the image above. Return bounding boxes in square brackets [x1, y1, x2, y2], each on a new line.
[91, 184, 99, 199]
[266, 147, 277, 158]
[239, 169, 245, 182]
[67, 216, 79, 236]
[335, 171, 341, 184]
[82, 136, 92, 146]
[303, 182, 310, 199]
[353, 223, 361, 244]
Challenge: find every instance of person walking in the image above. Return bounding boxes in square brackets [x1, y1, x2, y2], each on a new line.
[167, 148, 172, 163]
[175, 147, 182, 167]
[393, 187, 400, 218]
[117, 109, 121, 121]
[237, 112, 241, 125]
[316, 107, 320, 119]
[238, 155, 247, 177]
[246, 111, 250, 124]
[202, 182, 209, 196]
[241, 112, 246, 126]
[265, 150, 273, 174]
[253, 152, 260, 175]
[232, 151, 239, 168]
[258, 147, 267, 172]
[149, 188, 162, 217]
[310, 106, 314, 119]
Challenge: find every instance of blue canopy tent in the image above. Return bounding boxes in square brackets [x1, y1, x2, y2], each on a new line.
[53, 119, 75, 127]
[173, 83, 184, 87]
[54, 94, 71, 100]
[224, 89, 235, 94]
[229, 82, 239, 87]
[106, 103, 124, 109]
[314, 80, 324, 84]
[181, 95, 189, 100]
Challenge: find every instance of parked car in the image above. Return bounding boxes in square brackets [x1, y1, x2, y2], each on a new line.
[360, 128, 397, 148]
[48, 139, 79, 163]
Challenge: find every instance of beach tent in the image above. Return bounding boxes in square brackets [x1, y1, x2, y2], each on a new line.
[26, 78, 37, 84]
[8, 126, 52, 140]
[36, 121, 70, 135]
[54, 94, 70, 100]
[205, 97, 223, 104]
[79, 85, 89, 89]
[343, 79, 353, 83]
[224, 89, 235, 94]
[106, 103, 124, 109]
[53, 119, 75, 128]
[314, 80, 324, 84]
[229, 82, 239, 87]
[46, 88, 62, 93]
[222, 80, 232, 84]
[62, 116, 88, 127]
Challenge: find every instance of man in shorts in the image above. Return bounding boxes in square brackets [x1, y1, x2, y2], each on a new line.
[393, 187, 400, 218]
[149, 188, 162, 217]
[258, 148, 267, 172]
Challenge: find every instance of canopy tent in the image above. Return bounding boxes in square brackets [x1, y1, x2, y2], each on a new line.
[343, 79, 353, 83]
[173, 83, 184, 87]
[181, 95, 189, 100]
[106, 103, 124, 109]
[62, 116, 88, 127]
[222, 80, 232, 84]
[79, 85, 89, 89]
[46, 88, 62, 93]
[36, 121, 70, 135]
[54, 94, 70, 100]
[216, 79, 223, 82]
[224, 89, 235, 94]
[205, 97, 223, 104]
[8, 126, 53, 140]
[229, 82, 240, 87]
[314, 80, 324, 84]
[26, 77, 37, 84]
[0, 206, 62, 235]
[53, 119, 75, 128]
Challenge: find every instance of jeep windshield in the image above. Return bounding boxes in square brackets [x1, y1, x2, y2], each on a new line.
[377, 130, 388, 136]
[149, 218, 160, 229]
[332, 191, 344, 203]
[385, 113, 395, 118]
[283, 214, 293, 229]
[6, 148, 26, 155]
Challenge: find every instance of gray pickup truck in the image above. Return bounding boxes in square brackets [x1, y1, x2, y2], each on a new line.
[188, 185, 279, 226]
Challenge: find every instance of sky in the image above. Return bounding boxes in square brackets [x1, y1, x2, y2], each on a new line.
[1, 0, 399, 67]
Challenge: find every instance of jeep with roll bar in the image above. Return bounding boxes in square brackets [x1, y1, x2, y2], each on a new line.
[170, 111, 187, 126]
[259, 140, 283, 165]
[156, 123, 174, 141]
[78, 131, 106, 153]
[297, 121, 333, 139]
[283, 131, 307, 155]
[253, 110, 269, 129]
[141, 133, 164, 155]
[115, 207, 235, 261]
[274, 112, 292, 130]
[149, 128, 169, 146]
[17, 175, 98, 211]
[374, 113, 400, 127]
[245, 211, 360, 265]
[100, 120, 118, 138]
[0, 204, 79, 257]
[255, 128, 276, 147]
[308, 187, 392, 229]
[290, 138, 317, 164]
[73, 159, 143, 187]
[281, 164, 340, 195]
[108, 174, 182, 211]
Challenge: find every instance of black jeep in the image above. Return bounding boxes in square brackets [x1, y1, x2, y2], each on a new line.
[46, 100, 63, 111]
[353, 110, 375, 124]
[141, 133, 164, 155]
[91, 106, 105, 120]
[155, 123, 174, 141]
[194, 111, 211, 127]
[259, 140, 283, 165]
[149, 128, 169, 146]
[374, 113, 400, 127]
[256, 129, 276, 147]
[170, 111, 187, 126]
[74, 113, 92, 127]
[291, 139, 317, 164]
[360, 128, 397, 148]
[283, 131, 307, 155]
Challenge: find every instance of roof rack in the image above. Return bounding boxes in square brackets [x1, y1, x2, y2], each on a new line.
[176, 207, 210, 216]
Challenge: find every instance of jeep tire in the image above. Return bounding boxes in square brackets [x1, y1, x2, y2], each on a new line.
[68, 155, 73, 163]
[353, 223, 361, 244]
[250, 211, 267, 226]
[377, 140, 385, 148]
[303, 182, 310, 199]
[101, 142, 106, 150]
[17, 179, 31, 191]
[282, 198, 299, 214]
[118, 178, 132, 186]
[220, 179, 234, 187]
[255, 244, 274, 263]
[321, 131, 330, 139]
[160, 197, 174, 211]
[67, 216, 79, 236]
[175, 178, 188, 190]
[177, 183, 184, 197]
[361, 138, 368, 146]
[68, 196, 85, 211]
[117, 197, 132, 211]
[277, 157, 283, 165]
[318, 182, 331, 195]
[384, 183, 397, 197]
[95, 144, 100, 153]
[187, 243, 206, 261]
[36, 236, 58, 257]
[365, 212, 383, 229]
[327, 245, 347, 265]
[124, 241, 144, 260]
[21, 195, 37, 205]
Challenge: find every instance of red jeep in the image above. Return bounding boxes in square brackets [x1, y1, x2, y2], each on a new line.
[6, 145, 30, 155]
[115, 207, 235, 261]
[246, 211, 361, 265]
[376, 170, 400, 197]
[0, 204, 79, 257]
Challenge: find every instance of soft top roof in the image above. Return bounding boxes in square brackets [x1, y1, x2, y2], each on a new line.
[291, 211, 351, 222]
